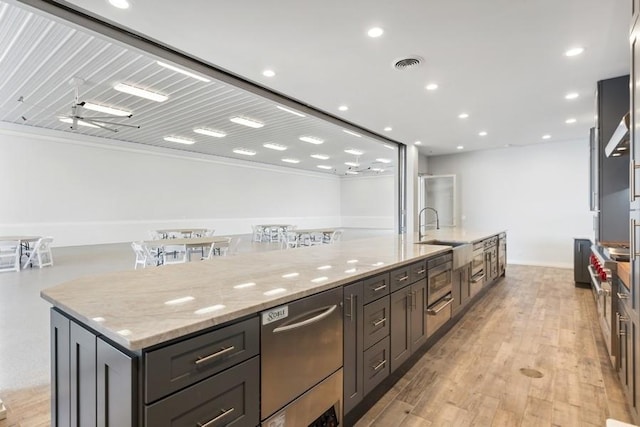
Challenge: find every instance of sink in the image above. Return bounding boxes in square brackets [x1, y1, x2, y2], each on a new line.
[416, 239, 467, 247]
[415, 240, 473, 269]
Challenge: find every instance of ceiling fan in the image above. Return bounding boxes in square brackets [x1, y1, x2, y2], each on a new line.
[345, 156, 393, 175]
[18, 77, 140, 133]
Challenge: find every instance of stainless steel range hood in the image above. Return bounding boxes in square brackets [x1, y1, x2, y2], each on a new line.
[604, 112, 630, 157]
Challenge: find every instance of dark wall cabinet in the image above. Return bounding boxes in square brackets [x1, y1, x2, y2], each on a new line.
[51, 309, 136, 427]
[574, 238, 592, 285]
[594, 75, 630, 243]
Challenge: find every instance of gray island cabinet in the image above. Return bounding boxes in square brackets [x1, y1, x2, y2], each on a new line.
[43, 231, 505, 427]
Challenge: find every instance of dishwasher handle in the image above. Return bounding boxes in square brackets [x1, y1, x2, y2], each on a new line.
[272, 305, 337, 333]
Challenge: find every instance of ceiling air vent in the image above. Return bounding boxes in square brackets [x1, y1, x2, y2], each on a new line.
[392, 56, 423, 70]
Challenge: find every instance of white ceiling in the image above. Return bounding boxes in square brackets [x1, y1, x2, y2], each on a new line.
[5, 0, 630, 163]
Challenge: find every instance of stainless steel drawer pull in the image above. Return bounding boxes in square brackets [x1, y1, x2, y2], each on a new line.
[273, 305, 337, 333]
[416, 269, 426, 275]
[398, 275, 409, 282]
[372, 359, 386, 372]
[197, 407, 235, 427]
[195, 346, 236, 365]
[373, 284, 387, 292]
[470, 274, 485, 284]
[372, 317, 387, 327]
[618, 292, 629, 300]
[427, 297, 453, 315]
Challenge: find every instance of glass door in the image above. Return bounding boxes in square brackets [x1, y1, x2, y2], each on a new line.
[418, 175, 456, 229]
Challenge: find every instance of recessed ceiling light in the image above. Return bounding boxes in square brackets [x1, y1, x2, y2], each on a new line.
[456, 145, 464, 150]
[371, 168, 384, 172]
[317, 165, 333, 170]
[343, 129, 362, 137]
[263, 143, 287, 151]
[59, 117, 100, 128]
[108, 0, 130, 9]
[229, 116, 264, 128]
[458, 113, 469, 119]
[478, 131, 488, 136]
[367, 27, 384, 38]
[338, 105, 349, 111]
[281, 158, 300, 164]
[414, 141, 422, 145]
[565, 47, 585, 57]
[194, 128, 226, 138]
[565, 118, 577, 124]
[345, 171, 359, 175]
[565, 92, 579, 100]
[344, 149, 364, 155]
[276, 105, 305, 117]
[311, 154, 330, 160]
[233, 148, 256, 156]
[384, 126, 392, 131]
[156, 61, 210, 82]
[376, 158, 391, 164]
[113, 83, 168, 102]
[542, 134, 551, 140]
[425, 83, 439, 91]
[345, 162, 359, 167]
[82, 102, 131, 117]
[164, 136, 195, 145]
[262, 69, 276, 77]
[299, 135, 324, 144]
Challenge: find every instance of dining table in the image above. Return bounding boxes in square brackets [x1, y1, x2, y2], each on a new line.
[144, 236, 230, 261]
[154, 228, 210, 239]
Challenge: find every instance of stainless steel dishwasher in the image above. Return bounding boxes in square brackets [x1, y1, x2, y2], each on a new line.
[261, 286, 343, 426]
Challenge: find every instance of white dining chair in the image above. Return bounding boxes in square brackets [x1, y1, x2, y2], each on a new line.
[220, 237, 241, 256]
[328, 230, 343, 244]
[283, 231, 299, 249]
[22, 237, 54, 269]
[0, 241, 21, 273]
[309, 232, 324, 246]
[131, 242, 162, 269]
[202, 242, 217, 260]
[252, 225, 264, 242]
[162, 244, 188, 264]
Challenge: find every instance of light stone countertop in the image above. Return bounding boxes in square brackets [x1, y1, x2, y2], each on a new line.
[42, 230, 503, 351]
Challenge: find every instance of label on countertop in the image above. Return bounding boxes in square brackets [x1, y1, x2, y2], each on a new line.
[262, 305, 289, 325]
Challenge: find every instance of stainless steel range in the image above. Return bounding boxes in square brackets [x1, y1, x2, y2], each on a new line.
[589, 244, 618, 366]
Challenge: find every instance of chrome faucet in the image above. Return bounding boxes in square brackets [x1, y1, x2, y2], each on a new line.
[418, 207, 439, 241]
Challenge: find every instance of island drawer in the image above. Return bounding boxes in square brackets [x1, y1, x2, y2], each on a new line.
[145, 356, 259, 427]
[410, 260, 427, 283]
[363, 295, 390, 349]
[363, 272, 391, 304]
[144, 316, 259, 404]
[363, 336, 390, 396]
[390, 265, 412, 292]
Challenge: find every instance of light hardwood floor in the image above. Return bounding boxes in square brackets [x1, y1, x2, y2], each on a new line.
[0, 265, 634, 426]
[356, 265, 634, 426]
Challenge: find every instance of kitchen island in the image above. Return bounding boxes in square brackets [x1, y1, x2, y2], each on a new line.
[43, 230, 506, 427]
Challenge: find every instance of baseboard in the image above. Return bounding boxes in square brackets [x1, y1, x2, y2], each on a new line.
[507, 260, 572, 269]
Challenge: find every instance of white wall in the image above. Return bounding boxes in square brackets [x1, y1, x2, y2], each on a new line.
[340, 174, 395, 229]
[427, 139, 594, 268]
[0, 124, 343, 246]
